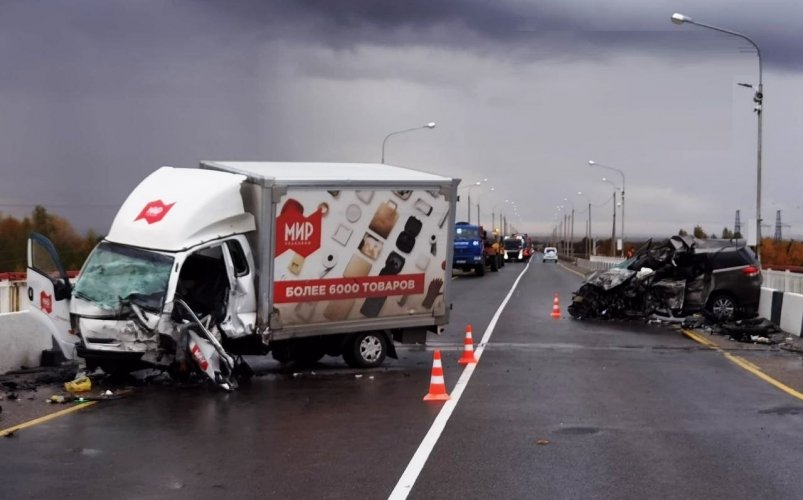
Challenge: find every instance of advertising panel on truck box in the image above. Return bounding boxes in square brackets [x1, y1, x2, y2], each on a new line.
[273, 188, 450, 325]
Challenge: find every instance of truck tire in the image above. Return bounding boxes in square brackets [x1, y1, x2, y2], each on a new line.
[475, 264, 485, 276]
[271, 341, 291, 364]
[344, 331, 387, 368]
[490, 256, 499, 272]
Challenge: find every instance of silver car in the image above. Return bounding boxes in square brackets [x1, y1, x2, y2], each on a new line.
[543, 247, 558, 263]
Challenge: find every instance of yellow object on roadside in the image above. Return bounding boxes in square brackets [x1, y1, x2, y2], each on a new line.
[64, 377, 92, 393]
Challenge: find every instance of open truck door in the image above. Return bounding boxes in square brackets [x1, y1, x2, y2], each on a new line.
[26, 233, 77, 360]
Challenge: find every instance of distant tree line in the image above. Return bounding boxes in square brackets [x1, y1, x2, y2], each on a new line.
[675, 225, 803, 266]
[0, 206, 101, 272]
[677, 226, 742, 240]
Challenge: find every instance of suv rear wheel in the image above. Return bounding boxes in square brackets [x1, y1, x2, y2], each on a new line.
[707, 293, 737, 321]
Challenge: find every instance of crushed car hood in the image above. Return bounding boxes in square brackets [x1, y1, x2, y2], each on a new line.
[585, 268, 637, 290]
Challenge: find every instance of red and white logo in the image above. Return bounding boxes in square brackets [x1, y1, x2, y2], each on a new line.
[190, 343, 209, 371]
[40, 291, 52, 314]
[275, 199, 323, 258]
[135, 200, 175, 224]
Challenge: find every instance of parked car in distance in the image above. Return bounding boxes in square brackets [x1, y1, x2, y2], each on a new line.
[543, 247, 558, 263]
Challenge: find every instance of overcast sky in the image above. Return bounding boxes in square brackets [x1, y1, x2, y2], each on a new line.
[2, 0, 803, 241]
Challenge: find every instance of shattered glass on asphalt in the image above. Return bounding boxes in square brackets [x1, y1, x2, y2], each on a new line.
[74, 242, 174, 310]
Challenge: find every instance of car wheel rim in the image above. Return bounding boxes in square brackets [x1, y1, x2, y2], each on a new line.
[713, 298, 735, 319]
[360, 336, 382, 361]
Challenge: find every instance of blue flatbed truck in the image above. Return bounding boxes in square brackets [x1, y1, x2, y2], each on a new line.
[452, 222, 499, 276]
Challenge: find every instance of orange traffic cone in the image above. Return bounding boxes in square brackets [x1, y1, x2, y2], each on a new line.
[458, 324, 478, 365]
[423, 349, 450, 401]
[551, 293, 561, 319]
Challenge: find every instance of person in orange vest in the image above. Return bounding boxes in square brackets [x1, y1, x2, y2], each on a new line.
[491, 234, 503, 268]
[483, 232, 499, 272]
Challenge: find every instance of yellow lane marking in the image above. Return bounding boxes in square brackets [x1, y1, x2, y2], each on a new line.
[0, 401, 97, 437]
[682, 329, 718, 348]
[682, 329, 803, 402]
[721, 353, 803, 400]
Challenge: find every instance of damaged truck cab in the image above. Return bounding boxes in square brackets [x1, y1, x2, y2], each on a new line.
[27, 163, 459, 390]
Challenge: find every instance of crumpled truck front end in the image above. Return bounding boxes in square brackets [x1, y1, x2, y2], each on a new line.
[71, 241, 179, 373]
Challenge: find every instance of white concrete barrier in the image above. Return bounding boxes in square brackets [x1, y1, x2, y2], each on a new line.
[757, 286, 803, 337]
[758, 287, 774, 320]
[779, 293, 803, 337]
[0, 311, 52, 374]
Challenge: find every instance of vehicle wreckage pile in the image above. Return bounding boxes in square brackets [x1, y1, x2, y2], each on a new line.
[568, 235, 762, 323]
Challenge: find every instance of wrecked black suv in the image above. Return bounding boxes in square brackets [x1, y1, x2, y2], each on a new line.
[568, 236, 761, 321]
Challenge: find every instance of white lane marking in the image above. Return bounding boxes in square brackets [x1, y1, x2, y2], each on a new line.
[388, 260, 532, 500]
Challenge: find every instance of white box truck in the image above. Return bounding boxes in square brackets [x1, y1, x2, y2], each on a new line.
[27, 162, 459, 389]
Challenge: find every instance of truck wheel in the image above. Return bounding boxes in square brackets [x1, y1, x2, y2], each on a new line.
[475, 264, 485, 276]
[491, 256, 499, 272]
[271, 341, 291, 364]
[294, 347, 326, 365]
[344, 331, 387, 368]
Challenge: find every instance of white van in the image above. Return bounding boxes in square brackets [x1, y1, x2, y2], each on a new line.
[27, 162, 459, 389]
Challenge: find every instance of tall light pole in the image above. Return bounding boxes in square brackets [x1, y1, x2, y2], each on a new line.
[476, 186, 495, 227]
[602, 177, 620, 256]
[459, 179, 484, 223]
[380, 122, 436, 163]
[563, 197, 575, 258]
[671, 12, 763, 261]
[492, 199, 510, 237]
[589, 160, 626, 256]
[578, 191, 592, 257]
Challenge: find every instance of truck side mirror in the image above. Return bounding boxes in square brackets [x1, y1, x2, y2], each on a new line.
[53, 279, 72, 301]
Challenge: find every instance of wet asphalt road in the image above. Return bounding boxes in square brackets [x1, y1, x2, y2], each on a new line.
[4, 258, 803, 499]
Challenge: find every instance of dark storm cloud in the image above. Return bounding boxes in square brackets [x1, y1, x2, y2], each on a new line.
[232, 0, 803, 72]
[1, 0, 801, 236]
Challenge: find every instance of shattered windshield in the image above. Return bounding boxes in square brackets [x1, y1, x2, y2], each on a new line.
[74, 242, 174, 311]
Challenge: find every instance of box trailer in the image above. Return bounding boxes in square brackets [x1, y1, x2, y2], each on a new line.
[26, 162, 459, 389]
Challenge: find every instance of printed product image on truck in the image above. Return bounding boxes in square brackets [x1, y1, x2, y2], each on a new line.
[26, 162, 459, 390]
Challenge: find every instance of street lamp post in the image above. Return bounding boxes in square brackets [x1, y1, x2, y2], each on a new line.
[578, 191, 592, 257]
[380, 122, 436, 164]
[589, 160, 626, 256]
[556, 205, 564, 254]
[476, 187, 495, 227]
[563, 197, 575, 258]
[492, 200, 510, 237]
[671, 12, 763, 260]
[602, 177, 620, 256]
[461, 179, 487, 224]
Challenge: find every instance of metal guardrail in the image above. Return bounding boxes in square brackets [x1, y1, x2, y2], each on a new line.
[0, 280, 28, 313]
[574, 256, 625, 272]
[763, 269, 803, 294]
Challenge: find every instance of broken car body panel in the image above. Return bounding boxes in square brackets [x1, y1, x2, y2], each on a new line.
[568, 236, 761, 321]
